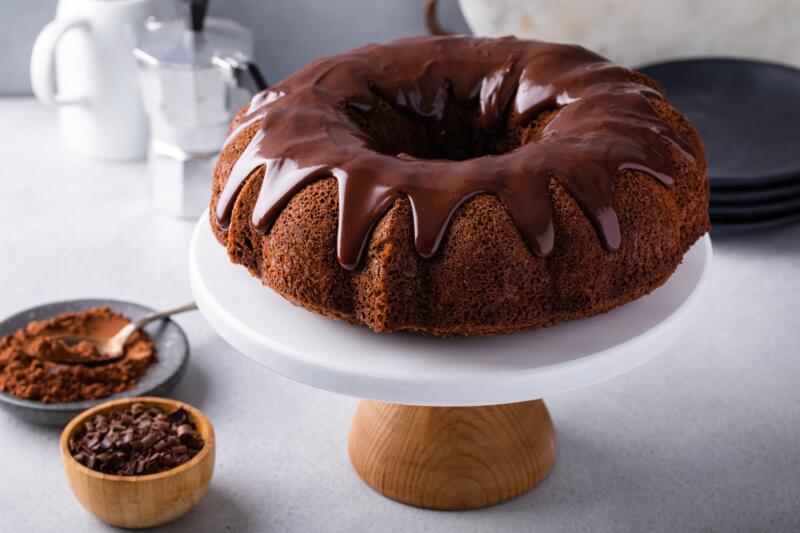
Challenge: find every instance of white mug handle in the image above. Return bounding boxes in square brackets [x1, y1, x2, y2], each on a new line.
[30, 18, 90, 106]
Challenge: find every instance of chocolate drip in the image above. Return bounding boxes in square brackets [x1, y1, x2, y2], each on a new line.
[215, 36, 694, 271]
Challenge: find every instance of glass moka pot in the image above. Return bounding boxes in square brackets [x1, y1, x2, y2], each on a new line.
[134, 0, 267, 218]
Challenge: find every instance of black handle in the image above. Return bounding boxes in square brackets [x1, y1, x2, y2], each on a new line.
[187, 0, 209, 32]
[236, 61, 269, 92]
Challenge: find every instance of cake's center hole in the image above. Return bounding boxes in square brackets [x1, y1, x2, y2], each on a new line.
[345, 89, 537, 161]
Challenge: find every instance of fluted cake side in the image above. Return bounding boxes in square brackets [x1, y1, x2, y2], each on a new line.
[209, 37, 709, 336]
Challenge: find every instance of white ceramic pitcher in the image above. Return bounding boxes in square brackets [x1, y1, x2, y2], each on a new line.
[30, 0, 176, 161]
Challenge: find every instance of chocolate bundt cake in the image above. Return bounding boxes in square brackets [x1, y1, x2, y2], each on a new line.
[210, 36, 709, 336]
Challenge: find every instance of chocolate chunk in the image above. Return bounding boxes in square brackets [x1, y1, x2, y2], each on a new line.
[140, 433, 157, 449]
[172, 445, 187, 455]
[168, 408, 188, 425]
[69, 403, 205, 477]
[176, 425, 194, 443]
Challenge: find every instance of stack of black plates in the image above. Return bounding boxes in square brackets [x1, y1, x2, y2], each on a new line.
[640, 58, 800, 235]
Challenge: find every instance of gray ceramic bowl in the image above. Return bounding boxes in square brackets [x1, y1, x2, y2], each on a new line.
[0, 299, 190, 427]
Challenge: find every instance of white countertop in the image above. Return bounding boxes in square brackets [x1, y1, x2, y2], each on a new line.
[1, 98, 798, 532]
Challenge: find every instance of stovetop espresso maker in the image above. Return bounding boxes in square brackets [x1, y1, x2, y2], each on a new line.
[135, 0, 267, 218]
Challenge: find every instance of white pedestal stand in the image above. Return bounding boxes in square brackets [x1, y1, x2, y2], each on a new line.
[190, 215, 712, 509]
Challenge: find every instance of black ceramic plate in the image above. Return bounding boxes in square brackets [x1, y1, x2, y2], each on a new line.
[712, 180, 800, 205]
[711, 210, 800, 236]
[640, 58, 800, 189]
[0, 299, 189, 427]
[709, 194, 800, 219]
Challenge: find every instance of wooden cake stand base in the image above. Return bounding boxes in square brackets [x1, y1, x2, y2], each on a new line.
[349, 399, 555, 509]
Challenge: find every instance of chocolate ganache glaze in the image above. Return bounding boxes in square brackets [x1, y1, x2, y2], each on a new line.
[216, 36, 694, 270]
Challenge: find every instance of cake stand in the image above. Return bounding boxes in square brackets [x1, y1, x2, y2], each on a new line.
[189, 214, 712, 509]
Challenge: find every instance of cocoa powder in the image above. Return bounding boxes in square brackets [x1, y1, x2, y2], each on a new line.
[0, 307, 156, 403]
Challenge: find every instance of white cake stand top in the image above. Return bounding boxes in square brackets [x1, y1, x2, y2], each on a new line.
[190, 214, 712, 406]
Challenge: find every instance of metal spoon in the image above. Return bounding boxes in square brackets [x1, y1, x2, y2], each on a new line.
[43, 302, 198, 366]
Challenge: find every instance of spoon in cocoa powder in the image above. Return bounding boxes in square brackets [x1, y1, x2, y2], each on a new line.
[43, 303, 197, 366]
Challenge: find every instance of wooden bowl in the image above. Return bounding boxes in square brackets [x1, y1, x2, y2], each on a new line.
[60, 397, 215, 528]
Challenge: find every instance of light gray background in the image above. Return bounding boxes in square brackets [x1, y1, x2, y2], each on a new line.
[0, 99, 799, 532]
[2, 2, 800, 531]
[0, 0, 469, 95]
